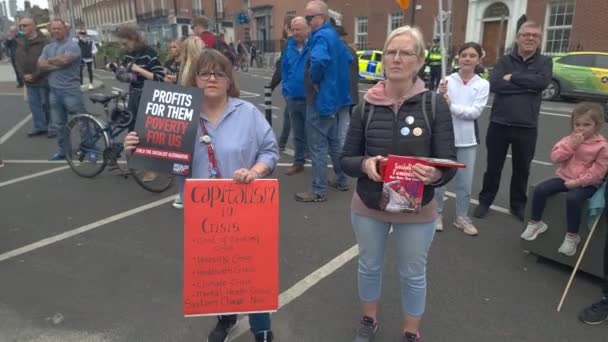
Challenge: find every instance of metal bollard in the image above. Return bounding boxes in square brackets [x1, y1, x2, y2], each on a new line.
[264, 86, 272, 126]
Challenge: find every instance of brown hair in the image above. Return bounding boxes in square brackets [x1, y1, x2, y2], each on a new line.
[115, 25, 145, 49]
[183, 49, 240, 98]
[192, 16, 209, 29]
[571, 102, 605, 132]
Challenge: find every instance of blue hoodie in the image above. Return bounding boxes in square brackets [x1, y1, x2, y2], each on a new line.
[304, 22, 353, 116]
[281, 37, 309, 99]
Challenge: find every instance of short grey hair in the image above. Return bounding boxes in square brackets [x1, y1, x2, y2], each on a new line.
[307, 0, 329, 16]
[518, 21, 543, 34]
[383, 25, 426, 59]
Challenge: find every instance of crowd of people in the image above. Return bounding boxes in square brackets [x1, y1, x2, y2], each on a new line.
[3, 0, 608, 340]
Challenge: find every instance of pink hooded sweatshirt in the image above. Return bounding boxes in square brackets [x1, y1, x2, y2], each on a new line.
[551, 133, 608, 187]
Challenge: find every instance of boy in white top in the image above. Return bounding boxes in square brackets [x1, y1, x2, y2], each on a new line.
[434, 42, 490, 235]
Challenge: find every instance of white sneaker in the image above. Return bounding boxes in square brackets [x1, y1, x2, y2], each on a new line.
[172, 195, 183, 209]
[520, 221, 548, 241]
[453, 216, 479, 236]
[88, 83, 94, 90]
[558, 234, 581, 256]
[435, 215, 444, 231]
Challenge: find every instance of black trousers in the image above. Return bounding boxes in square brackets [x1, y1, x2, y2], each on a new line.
[80, 61, 94, 84]
[479, 122, 538, 211]
[429, 65, 441, 90]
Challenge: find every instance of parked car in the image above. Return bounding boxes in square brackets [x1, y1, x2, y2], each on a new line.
[542, 51, 608, 101]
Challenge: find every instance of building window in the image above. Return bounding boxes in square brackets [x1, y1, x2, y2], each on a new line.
[354, 16, 368, 50]
[544, 0, 574, 54]
[388, 12, 404, 34]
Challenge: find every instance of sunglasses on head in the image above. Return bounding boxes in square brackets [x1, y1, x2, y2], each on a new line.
[305, 14, 323, 23]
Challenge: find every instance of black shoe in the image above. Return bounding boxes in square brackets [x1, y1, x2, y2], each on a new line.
[353, 316, 378, 342]
[510, 207, 525, 222]
[27, 130, 47, 137]
[16, 84, 23, 88]
[579, 297, 608, 324]
[207, 315, 237, 342]
[295, 191, 327, 202]
[328, 180, 350, 191]
[473, 204, 490, 218]
[254, 330, 274, 342]
[47, 130, 57, 139]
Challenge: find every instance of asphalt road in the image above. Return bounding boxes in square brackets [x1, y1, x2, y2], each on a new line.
[0, 63, 606, 342]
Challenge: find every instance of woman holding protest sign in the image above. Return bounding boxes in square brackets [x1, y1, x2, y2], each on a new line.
[123, 49, 278, 342]
[340, 26, 456, 342]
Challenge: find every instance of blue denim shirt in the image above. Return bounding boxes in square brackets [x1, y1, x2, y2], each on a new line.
[190, 97, 279, 179]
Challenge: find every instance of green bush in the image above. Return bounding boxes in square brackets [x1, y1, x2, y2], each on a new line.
[95, 42, 123, 67]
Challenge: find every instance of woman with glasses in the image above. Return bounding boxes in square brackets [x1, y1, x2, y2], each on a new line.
[123, 49, 278, 342]
[341, 26, 456, 342]
[109, 25, 165, 131]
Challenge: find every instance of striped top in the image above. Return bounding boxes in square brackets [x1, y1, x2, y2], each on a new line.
[120, 45, 165, 89]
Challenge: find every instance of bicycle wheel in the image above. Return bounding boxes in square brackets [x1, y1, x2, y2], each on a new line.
[130, 168, 175, 193]
[65, 114, 110, 177]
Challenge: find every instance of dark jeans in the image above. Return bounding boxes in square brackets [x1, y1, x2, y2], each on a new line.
[218, 313, 271, 334]
[11, 56, 23, 86]
[479, 122, 538, 211]
[278, 101, 291, 148]
[127, 87, 143, 132]
[286, 98, 307, 165]
[80, 61, 94, 84]
[531, 177, 597, 234]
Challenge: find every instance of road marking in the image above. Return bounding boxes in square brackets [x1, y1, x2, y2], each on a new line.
[0, 92, 25, 96]
[0, 195, 175, 263]
[257, 104, 281, 110]
[228, 190, 511, 339]
[507, 154, 553, 166]
[240, 90, 260, 98]
[0, 166, 69, 189]
[0, 114, 32, 144]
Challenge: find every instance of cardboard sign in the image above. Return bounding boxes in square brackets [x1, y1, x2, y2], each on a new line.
[129, 81, 202, 176]
[183, 179, 279, 316]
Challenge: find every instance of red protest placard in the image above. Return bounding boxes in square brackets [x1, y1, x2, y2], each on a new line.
[183, 179, 279, 317]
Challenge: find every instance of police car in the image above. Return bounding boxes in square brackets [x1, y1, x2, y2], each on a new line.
[542, 51, 608, 101]
[357, 50, 384, 82]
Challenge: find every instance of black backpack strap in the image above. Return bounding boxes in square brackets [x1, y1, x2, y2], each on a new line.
[421, 91, 436, 135]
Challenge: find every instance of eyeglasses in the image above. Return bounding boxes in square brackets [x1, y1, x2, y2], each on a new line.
[305, 14, 324, 23]
[385, 49, 418, 60]
[518, 33, 541, 39]
[196, 71, 228, 81]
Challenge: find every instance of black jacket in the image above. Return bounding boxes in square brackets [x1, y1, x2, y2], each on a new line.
[489, 48, 552, 128]
[341, 90, 457, 210]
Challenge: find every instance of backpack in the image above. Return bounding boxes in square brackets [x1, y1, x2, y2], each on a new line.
[359, 91, 437, 141]
[214, 40, 236, 65]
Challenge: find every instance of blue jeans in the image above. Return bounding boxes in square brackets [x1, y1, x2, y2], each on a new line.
[435, 145, 477, 218]
[219, 313, 271, 334]
[352, 213, 436, 317]
[287, 98, 307, 165]
[50, 87, 87, 155]
[531, 177, 597, 234]
[26, 86, 49, 132]
[306, 106, 347, 195]
[337, 105, 351, 151]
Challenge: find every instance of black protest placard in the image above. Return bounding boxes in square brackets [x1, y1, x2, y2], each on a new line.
[129, 80, 202, 176]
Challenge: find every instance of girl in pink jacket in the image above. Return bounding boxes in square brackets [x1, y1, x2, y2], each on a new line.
[521, 102, 608, 256]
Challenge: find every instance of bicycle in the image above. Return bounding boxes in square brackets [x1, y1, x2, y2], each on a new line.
[64, 89, 174, 193]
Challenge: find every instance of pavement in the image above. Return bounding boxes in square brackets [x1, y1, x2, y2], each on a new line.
[0, 64, 607, 342]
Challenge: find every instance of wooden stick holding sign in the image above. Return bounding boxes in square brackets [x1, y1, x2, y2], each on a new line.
[183, 179, 279, 316]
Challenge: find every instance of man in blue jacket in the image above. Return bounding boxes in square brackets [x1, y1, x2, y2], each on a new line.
[295, 0, 353, 202]
[282, 16, 310, 176]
